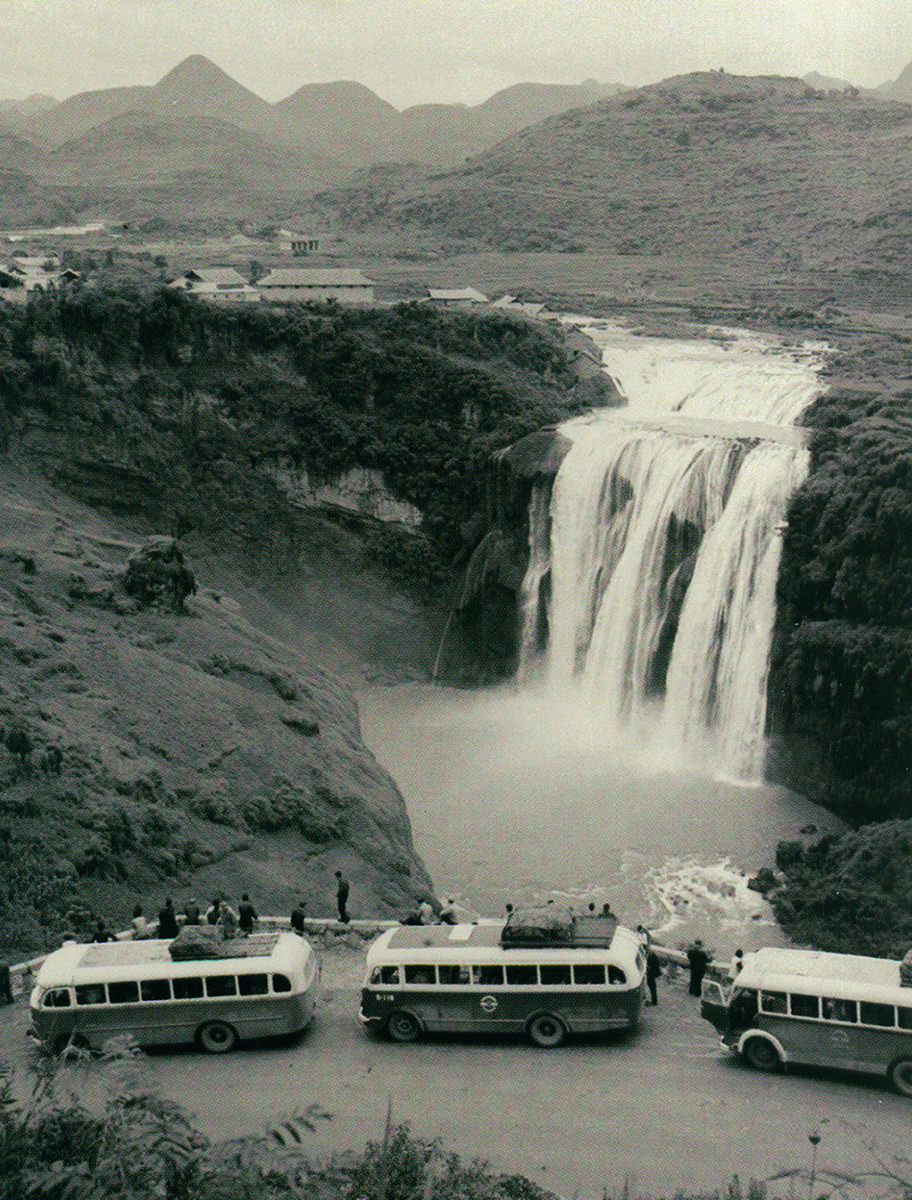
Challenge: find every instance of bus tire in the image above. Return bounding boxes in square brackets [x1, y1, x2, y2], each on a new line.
[527, 1013, 567, 1048]
[197, 1020, 237, 1054]
[386, 1010, 420, 1043]
[742, 1036, 781, 1072]
[888, 1058, 912, 1096]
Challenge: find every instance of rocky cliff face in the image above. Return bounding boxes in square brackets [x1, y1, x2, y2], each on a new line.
[0, 461, 433, 952]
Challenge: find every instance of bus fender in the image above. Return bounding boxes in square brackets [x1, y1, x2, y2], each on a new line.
[736, 1029, 787, 1064]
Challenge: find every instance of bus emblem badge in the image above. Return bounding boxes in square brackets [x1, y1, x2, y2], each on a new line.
[480, 995, 498, 1013]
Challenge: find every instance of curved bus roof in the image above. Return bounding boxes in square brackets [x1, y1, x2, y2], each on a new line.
[36, 933, 311, 988]
[738, 946, 909, 1005]
[366, 922, 643, 973]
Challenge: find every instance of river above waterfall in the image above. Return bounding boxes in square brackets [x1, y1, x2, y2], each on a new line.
[358, 683, 844, 957]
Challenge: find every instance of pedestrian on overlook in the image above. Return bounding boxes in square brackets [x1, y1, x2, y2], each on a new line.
[92, 919, 113, 943]
[218, 899, 238, 939]
[645, 949, 663, 1006]
[238, 893, 258, 935]
[0, 961, 14, 1005]
[335, 871, 350, 924]
[157, 897, 179, 939]
[131, 904, 152, 940]
[438, 898, 459, 925]
[418, 900, 436, 925]
[290, 898, 308, 935]
[183, 898, 201, 925]
[687, 939, 711, 996]
[636, 924, 652, 951]
[206, 896, 222, 925]
[730, 948, 744, 979]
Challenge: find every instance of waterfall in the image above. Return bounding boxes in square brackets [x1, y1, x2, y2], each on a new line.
[520, 322, 822, 782]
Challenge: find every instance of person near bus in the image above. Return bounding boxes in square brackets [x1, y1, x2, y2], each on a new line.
[131, 904, 153, 940]
[157, 898, 179, 939]
[417, 900, 436, 925]
[438, 898, 459, 925]
[206, 896, 222, 925]
[238, 894, 258, 936]
[335, 871, 350, 923]
[0, 961, 14, 1004]
[218, 900, 238, 939]
[730, 948, 744, 979]
[687, 939, 711, 996]
[645, 949, 663, 1005]
[182, 898, 201, 925]
[290, 898, 308, 935]
[92, 919, 113, 943]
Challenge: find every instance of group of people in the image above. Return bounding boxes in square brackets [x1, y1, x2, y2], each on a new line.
[126, 894, 260, 941]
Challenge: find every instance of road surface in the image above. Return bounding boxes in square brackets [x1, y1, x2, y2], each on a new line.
[1, 947, 909, 1199]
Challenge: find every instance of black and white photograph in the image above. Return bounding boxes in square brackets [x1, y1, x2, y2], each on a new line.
[0, 1, 911, 1197]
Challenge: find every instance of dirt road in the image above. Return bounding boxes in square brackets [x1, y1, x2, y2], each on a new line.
[3, 945, 908, 1199]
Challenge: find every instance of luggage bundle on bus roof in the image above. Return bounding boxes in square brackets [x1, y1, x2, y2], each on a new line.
[167, 926, 281, 961]
[500, 905, 618, 948]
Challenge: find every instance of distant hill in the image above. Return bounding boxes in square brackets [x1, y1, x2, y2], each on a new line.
[0, 94, 56, 117]
[310, 70, 912, 271]
[802, 71, 855, 92]
[886, 58, 912, 102]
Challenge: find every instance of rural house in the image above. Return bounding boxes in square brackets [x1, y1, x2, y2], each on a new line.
[426, 286, 489, 305]
[167, 268, 259, 303]
[257, 268, 375, 305]
[277, 230, 320, 255]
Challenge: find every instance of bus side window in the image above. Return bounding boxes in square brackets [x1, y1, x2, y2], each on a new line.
[474, 965, 505, 986]
[789, 993, 819, 1019]
[272, 974, 292, 993]
[822, 997, 857, 1023]
[607, 966, 626, 985]
[898, 1007, 912, 1031]
[140, 979, 171, 1002]
[204, 976, 237, 998]
[506, 965, 538, 985]
[404, 965, 436, 985]
[75, 984, 106, 1006]
[574, 965, 606, 986]
[43, 989, 72, 1008]
[108, 981, 140, 1005]
[370, 966, 401, 986]
[238, 973, 270, 996]
[438, 965, 470, 985]
[173, 977, 204, 1000]
[860, 1001, 896, 1027]
[760, 991, 788, 1014]
[539, 965, 571, 986]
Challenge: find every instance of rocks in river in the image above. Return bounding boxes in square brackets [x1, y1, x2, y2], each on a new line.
[747, 866, 780, 895]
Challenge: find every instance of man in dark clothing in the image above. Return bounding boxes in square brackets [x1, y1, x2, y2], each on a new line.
[335, 871, 350, 923]
[92, 919, 113, 943]
[206, 897, 222, 925]
[0, 962, 14, 1004]
[687, 940, 711, 996]
[645, 950, 662, 1005]
[290, 899, 308, 935]
[183, 899, 201, 925]
[238, 893, 257, 935]
[157, 898, 179, 939]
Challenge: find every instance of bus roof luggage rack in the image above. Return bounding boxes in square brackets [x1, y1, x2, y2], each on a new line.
[168, 927, 280, 960]
[500, 906, 617, 948]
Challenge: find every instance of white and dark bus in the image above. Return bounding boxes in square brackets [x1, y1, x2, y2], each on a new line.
[29, 932, 319, 1055]
[360, 912, 645, 1046]
[701, 946, 912, 1095]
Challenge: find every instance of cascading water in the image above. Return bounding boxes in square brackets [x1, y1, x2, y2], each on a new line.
[521, 321, 823, 782]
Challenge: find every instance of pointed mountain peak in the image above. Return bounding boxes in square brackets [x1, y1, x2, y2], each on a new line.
[157, 55, 232, 86]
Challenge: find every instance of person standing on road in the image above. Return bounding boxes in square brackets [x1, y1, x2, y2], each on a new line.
[335, 871, 350, 923]
[290, 898, 308, 935]
[730, 948, 744, 979]
[0, 961, 14, 1004]
[645, 949, 663, 1006]
[157, 898, 179, 939]
[238, 893, 258, 935]
[687, 939, 711, 996]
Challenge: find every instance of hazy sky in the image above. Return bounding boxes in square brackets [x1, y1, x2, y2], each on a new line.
[0, 0, 909, 108]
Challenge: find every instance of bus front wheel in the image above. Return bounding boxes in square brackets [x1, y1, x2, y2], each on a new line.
[889, 1058, 912, 1096]
[742, 1037, 781, 1072]
[386, 1011, 420, 1043]
[528, 1014, 567, 1048]
[197, 1021, 237, 1054]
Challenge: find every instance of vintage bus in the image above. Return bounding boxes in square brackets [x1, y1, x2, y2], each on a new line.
[29, 931, 319, 1055]
[360, 913, 645, 1046]
[701, 946, 912, 1095]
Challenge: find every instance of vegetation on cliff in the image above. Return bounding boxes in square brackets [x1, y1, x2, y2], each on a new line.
[0, 286, 599, 596]
[770, 821, 912, 956]
[769, 384, 912, 824]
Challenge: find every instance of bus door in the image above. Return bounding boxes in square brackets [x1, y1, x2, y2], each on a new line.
[435, 964, 472, 1029]
[401, 963, 441, 1029]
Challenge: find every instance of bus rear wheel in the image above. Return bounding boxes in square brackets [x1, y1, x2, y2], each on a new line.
[889, 1058, 912, 1096]
[528, 1014, 566, 1048]
[386, 1011, 420, 1043]
[197, 1021, 237, 1054]
[742, 1037, 781, 1072]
